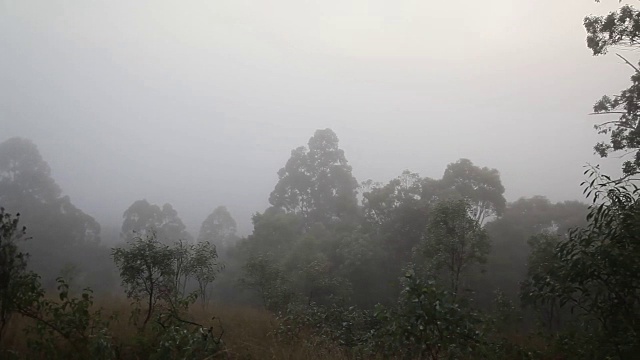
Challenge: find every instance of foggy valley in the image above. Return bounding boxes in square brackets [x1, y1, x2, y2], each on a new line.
[1, 1, 640, 359]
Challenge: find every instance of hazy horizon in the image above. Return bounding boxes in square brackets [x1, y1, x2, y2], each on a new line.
[1, 0, 629, 236]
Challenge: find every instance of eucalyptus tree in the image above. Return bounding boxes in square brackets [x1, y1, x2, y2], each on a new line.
[438, 158, 506, 225]
[269, 129, 359, 228]
[121, 200, 192, 245]
[0, 137, 102, 286]
[0, 208, 33, 341]
[585, 2, 640, 177]
[189, 240, 223, 306]
[421, 199, 491, 298]
[112, 232, 175, 328]
[198, 206, 237, 250]
[523, 169, 640, 358]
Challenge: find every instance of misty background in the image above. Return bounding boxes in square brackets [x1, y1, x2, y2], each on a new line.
[0, 0, 627, 236]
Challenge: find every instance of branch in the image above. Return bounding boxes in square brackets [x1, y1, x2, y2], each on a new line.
[617, 53, 640, 73]
[612, 150, 636, 159]
[594, 120, 635, 130]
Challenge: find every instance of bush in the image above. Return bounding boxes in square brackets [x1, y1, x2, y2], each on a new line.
[370, 270, 481, 359]
[19, 278, 115, 360]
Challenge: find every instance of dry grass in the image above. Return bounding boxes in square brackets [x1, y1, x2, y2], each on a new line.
[186, 302, 351, 359]
[1, 295, 352, 360]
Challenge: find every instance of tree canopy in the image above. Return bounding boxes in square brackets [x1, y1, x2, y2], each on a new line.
[585, 3, 640, 176]
[269, 129, 359, 228]
[197, 206, 237, 250]
[122, 200, 192, 244]
[0, 137, 104, 287]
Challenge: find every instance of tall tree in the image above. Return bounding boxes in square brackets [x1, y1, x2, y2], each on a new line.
[244, 207, 303, 255]
[0, 208, 32, 341]
[584, 3, 640, 177]
[189, 240, 223, 307]
[520, 233, 564, 332]
[112, 232, 175, 329]
[523, 170, 640, 358]
[439, 158, 506, 225]
[478, 197, 587, 302]
[0, 138, 102, 286]
[421, 199, 491, 298]
[269, 129, 359, 227]
[198, 206, 237, 249]
[0, 138, 61, 206]
[361, 170, 428, 263]
[121, 200, 192, 244]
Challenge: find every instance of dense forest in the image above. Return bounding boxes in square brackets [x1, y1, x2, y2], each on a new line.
[2, 1, 640, 360]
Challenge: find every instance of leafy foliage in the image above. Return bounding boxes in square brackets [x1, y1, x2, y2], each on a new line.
[122, 200, 192, 245]
[197, 206, 237, 251]
[420, 199, 491, 297]
[189, 240, 223, 307]
[269, 129, 359, 227]
[585, 3, 640, 176]
[148, 322, 224, 360]
[239, 255, 293, 312]
[441, 158, 506, 224]
[371, 270, 481, 359]
[521, 233, 565, 331]
[19, 278, 114, 360]
[0, 208, 30, 341]
[0, 138, 105, 288]
[523, 167, 640, 358]
[585, 3, 640, 56]
[112, 232, 178, 328]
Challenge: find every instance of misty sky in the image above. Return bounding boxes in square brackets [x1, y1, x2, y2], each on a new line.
[0, 0, 632, 235]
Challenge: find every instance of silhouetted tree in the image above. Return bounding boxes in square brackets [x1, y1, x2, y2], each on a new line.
[198, 206, 237, 250]
[421, 199, 490, 298]
[269, 129, 359, 228]
[122, 200, 192, 244]
[0, 138, 103, 287]
[585, 3, 640, 177]
[439, 158, 506, 225]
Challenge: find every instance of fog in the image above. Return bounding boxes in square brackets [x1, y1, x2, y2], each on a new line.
[0, 0, 628, 235]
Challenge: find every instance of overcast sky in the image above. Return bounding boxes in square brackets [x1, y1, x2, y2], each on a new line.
[0, 0, 633, 235]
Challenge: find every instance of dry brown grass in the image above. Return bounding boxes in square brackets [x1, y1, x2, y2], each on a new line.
[1, 295, 352, 360]
[186, 302, 351, 359]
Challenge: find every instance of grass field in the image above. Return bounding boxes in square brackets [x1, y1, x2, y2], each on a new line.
[1, 295, 353, 360]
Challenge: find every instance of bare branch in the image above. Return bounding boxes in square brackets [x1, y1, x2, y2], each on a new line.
[595, 120, 635, 129]
[589, 112, 627, 115]
[616, 53, 640, 73]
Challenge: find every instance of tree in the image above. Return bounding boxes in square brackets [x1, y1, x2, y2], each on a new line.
[421, 199, 491, 298]
[361, 171, 429, 264]
[372, 270, 480, 359]
[585, 3, 640, 177]
[189, 240, 223, 307]
[439, 158, 506, 225]
[333, 229, 392, 307]
[0, 139, 100, 244]
[269, 129, 359, 227]
[520, 233, 564, 332]
[112, 231, 175, 328]
[362, 170, 423, 228]
[0, 138, 61, 205]
[479, 197, 587, 302]
[0, 208, 36, 341]
[171, 239, 193, 302]
[283, 234, 352, 306]
[122, 200, 192, 245]
[245, 207, 302, 254]
[197, 206, 237, 250]
[0, 138, 103, 287]
[239, 255, 293, 311]
[523, 169, 640, 358]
